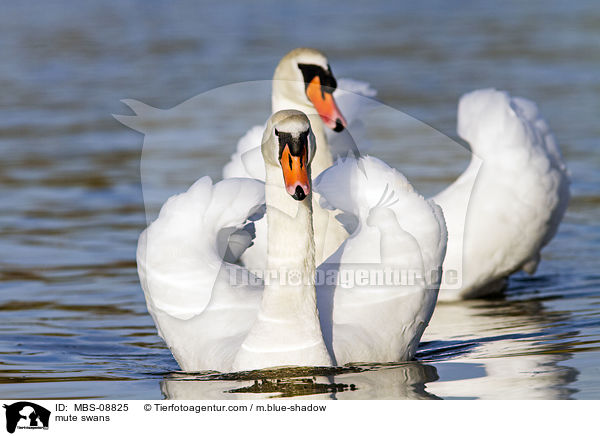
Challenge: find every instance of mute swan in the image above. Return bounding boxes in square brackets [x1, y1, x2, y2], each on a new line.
[223, 48, 376, 270]
[223, 47, 376, 180]
[434, 89, 570, 301]
[137, 110, 447, 372]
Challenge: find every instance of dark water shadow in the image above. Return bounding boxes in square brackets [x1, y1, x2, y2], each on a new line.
[160, 361, 440, 400]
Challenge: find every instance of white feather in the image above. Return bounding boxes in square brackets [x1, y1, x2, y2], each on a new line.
[434, 89, 570, 300]
[315, 156, 447, 364]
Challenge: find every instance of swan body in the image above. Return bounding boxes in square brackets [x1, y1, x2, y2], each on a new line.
[223, 48, 376, 270]
[137, 111, 447, 372]
[434, 89, 570, 301]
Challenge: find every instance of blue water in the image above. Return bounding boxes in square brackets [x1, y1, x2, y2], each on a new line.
[0, 0, 598, 399]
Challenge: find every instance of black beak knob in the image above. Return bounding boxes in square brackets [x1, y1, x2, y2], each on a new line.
[292, 185, 307, 201]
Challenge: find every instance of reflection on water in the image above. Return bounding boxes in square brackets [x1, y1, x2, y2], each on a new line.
[1, 0, 599, 399]
[162, 363, 440, 400]
[158, 285, 580, 400]
[422, 295, 579, 399]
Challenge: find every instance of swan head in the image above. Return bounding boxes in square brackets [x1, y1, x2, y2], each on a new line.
[262, 110, 316, 201]
[272, 48, 347, 132]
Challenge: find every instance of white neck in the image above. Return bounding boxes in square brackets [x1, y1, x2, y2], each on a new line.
[272, 87, 347, 266]
[263, 163, 316, 319]
[233, 161, 332, 370]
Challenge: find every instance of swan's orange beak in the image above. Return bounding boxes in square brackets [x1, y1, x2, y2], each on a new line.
[306, 76, 347, 132]
[280, 144, 310, 201]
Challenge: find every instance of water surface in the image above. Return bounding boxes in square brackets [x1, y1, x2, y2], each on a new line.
[0, 0, 598, 399]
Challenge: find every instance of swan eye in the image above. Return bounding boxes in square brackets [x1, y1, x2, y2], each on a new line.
[274, 128, 279, 137]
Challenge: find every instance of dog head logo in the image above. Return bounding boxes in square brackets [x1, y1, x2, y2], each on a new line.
[3, 402, 50, 434]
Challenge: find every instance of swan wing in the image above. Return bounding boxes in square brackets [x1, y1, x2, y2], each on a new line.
[314, 156, 447, 364]
[434, 89, 570, 299]
[222, 124, 266, 180]
[509, 95, 571, 251]
[137, 176, 265, 371]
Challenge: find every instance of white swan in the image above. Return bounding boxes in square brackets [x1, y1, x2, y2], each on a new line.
[223, 47, 376, 180]
[137, 110, 447, 372]
[434, 89, 570, 301]
[223, 48, 376, 270]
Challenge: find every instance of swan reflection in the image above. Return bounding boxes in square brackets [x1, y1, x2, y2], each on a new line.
[160, 290, 578, 400]
[161, 362, 439, 400]
[422, 294, 578, 399]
